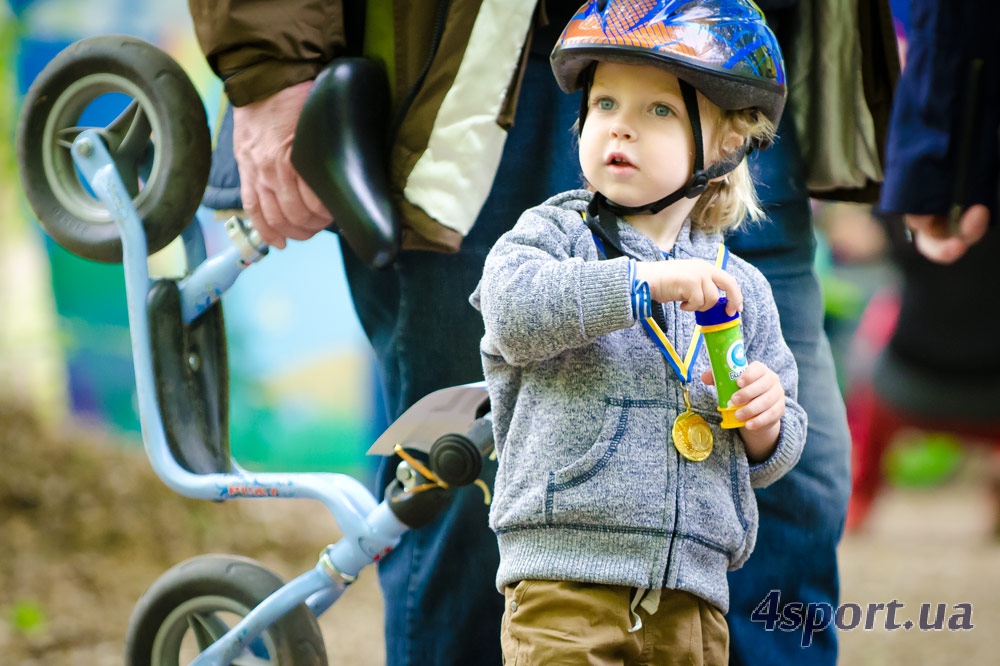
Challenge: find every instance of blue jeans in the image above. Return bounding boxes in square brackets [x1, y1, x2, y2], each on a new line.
[341, 54, 583, 666]
[725, 116, 851, 666]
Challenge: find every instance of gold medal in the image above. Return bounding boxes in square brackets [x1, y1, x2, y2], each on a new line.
[633, 243, 729, 463]
[672, 386, 713, 462]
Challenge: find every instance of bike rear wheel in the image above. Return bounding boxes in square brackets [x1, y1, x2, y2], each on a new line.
[125, 554, 327, 666]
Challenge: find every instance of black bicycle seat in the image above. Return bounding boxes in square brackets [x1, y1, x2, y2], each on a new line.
[292, 58, 401, 268]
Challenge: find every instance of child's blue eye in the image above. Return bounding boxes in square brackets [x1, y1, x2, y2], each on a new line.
[598, 98, 615, 111]
[653, 104, 672, 117]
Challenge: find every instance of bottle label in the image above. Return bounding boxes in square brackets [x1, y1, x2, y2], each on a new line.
[727, 340, 747, 380]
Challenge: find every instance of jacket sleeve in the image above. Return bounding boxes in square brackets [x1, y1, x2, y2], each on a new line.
[476, 208, 635, 366]
[879, 0, 1000, 217]
[187, 0, 347, 106]
[739, 266, 807, 489]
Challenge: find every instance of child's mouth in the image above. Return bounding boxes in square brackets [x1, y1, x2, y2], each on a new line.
[606, 153, 635, 168]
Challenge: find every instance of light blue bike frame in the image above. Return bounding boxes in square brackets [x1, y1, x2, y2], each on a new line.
[72, 129, 409, 666]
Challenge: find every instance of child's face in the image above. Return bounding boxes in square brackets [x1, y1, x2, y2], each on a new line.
[579, 62, 715, 209]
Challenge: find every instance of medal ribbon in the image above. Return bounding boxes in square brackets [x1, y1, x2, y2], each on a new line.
[582, 208, 731, 383]
[641, 243, 729, 383]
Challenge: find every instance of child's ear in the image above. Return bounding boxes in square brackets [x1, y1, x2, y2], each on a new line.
[708, 130, 746, 184]
[720, 130, 746, 158]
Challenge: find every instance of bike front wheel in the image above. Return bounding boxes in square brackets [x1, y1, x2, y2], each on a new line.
[125, 554, 327, 666]
[16, 34, 210, 263]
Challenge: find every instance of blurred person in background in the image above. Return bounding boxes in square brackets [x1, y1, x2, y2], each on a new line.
[847, 0, 1000, 530]
[880, 0, 998, 263]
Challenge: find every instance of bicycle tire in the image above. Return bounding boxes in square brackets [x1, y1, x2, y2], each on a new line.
[16, 35, 210, 263]
[125, 554, 328, 666]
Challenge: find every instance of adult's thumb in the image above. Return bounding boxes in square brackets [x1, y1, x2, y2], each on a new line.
[959, 204, 990, 245]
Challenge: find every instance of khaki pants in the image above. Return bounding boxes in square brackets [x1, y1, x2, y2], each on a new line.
[501, 580, 728, 666]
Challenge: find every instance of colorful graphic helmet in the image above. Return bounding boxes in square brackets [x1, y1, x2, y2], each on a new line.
[551, 0, 786, 127]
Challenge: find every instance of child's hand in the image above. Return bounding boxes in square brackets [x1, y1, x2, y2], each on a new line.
[701, 361, 784, 463]
[635, 260, 742, 316]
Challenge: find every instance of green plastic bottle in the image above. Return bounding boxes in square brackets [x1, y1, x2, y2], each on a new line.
[696, 297, 747, 429]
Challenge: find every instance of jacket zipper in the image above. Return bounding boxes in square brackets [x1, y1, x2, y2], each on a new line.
[387, 0, 453, 151]
[662, 258, 682, 589]
[592, 226, 684, 587]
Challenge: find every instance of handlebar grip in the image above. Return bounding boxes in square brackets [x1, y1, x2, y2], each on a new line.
[464, 415, 495, 455]
[386, 414, 494, 528]
[428, 415, 494, 487]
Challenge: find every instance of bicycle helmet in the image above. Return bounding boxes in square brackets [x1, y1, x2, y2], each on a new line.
[552, 0, 786, 218]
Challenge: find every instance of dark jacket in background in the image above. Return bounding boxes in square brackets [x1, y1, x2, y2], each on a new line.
[878, 0, 1000, 408]
[880, 0, 1000, 219]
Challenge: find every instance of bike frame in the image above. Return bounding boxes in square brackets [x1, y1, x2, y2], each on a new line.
[71, 129, 480, 666]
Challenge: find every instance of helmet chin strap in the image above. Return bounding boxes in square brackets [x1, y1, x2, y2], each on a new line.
[590, 79, 752, 219]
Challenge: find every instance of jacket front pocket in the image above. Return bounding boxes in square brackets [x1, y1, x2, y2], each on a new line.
[545, 398, 671, 531]
[680, 428, 753, 565]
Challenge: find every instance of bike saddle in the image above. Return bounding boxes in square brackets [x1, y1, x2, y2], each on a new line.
[292, 58, 401, 269]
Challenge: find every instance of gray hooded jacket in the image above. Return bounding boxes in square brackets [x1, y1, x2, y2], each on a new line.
[471, 190, 807, 613]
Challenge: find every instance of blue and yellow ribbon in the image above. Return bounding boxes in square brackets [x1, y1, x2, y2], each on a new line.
[641, 243, 729, 383]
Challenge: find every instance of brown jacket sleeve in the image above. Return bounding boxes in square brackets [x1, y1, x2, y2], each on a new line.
[187, 0, 346, 106]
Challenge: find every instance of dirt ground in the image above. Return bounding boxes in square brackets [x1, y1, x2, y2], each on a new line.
[0, 404, 383, 666]
[2, 403, 999, 665]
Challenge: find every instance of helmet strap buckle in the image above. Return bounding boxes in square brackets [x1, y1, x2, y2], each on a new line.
[685, 172, 710, 198]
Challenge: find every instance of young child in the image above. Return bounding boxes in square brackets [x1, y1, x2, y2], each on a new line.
[470, 1, 808, 663]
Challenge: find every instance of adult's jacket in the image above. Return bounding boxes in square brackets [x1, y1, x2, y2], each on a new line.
[880, 0, 1000, 219]
[188, 0, 544, 253]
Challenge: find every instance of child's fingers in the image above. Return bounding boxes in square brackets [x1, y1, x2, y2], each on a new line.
[732, 379, 785, 410]
[730, 365, 783, 424]
[701, 369, 715, 386]
[732, 386, 770, 421]
[731, 362, 770, 402]
[679, 282, 709, 311]
[680, 277, 722, 312]
[734, 380, 783, 423]
[733, 361, 778, 394]
[679, 287, 706, 311]
[711, 269, 743, 314]
[738, 390, 785, 430]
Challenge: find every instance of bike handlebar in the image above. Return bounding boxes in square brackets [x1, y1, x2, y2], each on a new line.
[429, 415, 494, 487]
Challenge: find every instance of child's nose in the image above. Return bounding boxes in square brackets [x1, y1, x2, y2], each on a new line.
[609, 122, 634, 140]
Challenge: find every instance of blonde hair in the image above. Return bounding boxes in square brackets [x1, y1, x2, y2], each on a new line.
[689, 106, 776, 234]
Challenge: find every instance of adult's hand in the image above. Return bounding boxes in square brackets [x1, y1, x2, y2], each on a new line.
[904, 204, 990, 264]
[233, 80, 333, 249]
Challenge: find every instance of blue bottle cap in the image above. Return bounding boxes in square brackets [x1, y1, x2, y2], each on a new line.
[694, 297, 740, 327]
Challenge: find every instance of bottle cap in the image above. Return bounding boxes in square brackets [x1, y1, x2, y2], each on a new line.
[695, 297, 740, 327]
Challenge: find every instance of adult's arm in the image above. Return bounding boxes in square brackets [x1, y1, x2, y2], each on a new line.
[879, 0, 1000, 263]
[188, 0, 343, 247]
[188, 0, 346, 107]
